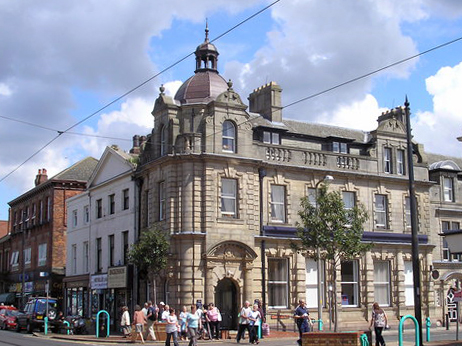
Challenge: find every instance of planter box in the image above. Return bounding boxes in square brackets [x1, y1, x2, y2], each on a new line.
[302, 331, 371, 346]
[154, 322, 167, 341]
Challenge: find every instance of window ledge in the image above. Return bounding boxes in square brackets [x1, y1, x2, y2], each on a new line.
[217, 218, 244, 225]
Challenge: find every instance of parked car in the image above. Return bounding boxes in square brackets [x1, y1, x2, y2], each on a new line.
[0, 309, 22, 330]
[16, 297, 60, 333]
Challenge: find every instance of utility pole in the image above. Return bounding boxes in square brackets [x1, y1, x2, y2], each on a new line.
[405, 97, 423, 346]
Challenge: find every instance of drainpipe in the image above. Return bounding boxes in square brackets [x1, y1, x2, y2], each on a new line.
[259, 168, 267, 316]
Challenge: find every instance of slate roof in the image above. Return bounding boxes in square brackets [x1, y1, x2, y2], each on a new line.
[51, 157, 98, 181]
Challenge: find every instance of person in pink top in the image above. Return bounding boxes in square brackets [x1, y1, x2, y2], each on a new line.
[206, 302, 221, 340]
[132, 304, 147, 343]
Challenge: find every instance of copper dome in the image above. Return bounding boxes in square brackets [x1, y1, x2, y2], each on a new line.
[174, 70, 228, 105]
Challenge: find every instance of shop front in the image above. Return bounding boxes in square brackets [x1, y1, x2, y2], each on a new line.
[107, 266, 133, 332]
[63, 275, 90, 317]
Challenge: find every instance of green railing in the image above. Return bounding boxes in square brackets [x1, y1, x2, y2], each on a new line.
[399, 314, 419, 346]
[360, 333, 369, 346]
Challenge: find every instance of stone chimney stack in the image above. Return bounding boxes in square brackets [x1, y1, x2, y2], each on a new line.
[35, 168, 48, 186]
[248, 81, 283, 123]
[130, 135, 141, 154]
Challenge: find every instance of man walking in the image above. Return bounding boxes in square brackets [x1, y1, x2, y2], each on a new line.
[294, 299, 311, 346]
[145, 301, 157, 341]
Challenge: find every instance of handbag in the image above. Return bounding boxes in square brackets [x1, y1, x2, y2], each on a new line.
[262, 322, 270, 336]
[217, 309, 222, 322]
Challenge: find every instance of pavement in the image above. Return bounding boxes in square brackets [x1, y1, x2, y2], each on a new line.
[32, 327, 462, 345]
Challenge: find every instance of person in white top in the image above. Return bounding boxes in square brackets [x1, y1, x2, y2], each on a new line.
[162, 304, 170, 322]
[249, 304, 261, 344]
[165, 308, 180, 346]
[120, 306, 131, 338]
[236, 300, 252, 343]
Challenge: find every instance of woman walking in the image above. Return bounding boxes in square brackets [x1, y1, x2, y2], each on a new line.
[249, 304, 262, 344]
[179, 306, 188, 340]
[132, 304, 147, 343]
[120, 306, 131, 338]
[186, 305, 202, 346]
[369, 302, 388, 346]
[165, 308, 180, 346]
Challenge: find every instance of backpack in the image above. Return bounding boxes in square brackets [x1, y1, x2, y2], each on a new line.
[148, 306, 157, 321]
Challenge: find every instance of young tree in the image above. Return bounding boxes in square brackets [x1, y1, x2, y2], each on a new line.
[294, 185, 371, 331]
[128, 226, 169, 305]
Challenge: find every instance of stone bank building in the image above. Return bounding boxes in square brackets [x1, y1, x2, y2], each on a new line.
[136, 31, 460, 329]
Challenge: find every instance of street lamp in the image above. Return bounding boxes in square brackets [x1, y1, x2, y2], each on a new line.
[314, 175, 333, 331]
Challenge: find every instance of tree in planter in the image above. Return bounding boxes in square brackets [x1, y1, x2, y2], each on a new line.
[128, 226, 169, 305]
[294, 185, 371, 332]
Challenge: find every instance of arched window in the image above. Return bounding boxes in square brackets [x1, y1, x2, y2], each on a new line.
[222, 120, 236, 153]
[160, 125, 168, 156]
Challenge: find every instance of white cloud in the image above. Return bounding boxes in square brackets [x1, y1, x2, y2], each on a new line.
[0, 83, 11, 96]
[413, 62, 462, 157]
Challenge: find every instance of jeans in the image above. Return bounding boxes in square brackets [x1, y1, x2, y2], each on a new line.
[165, 330, 179, 346]
[209, 321, 220, 339]
[188, 327, 198, 346]
[374, 326, 385, 346]
[250, 325, 259, 344]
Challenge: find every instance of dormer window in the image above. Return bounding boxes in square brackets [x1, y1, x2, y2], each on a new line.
[384, 147, 392, 174]
[222, 120, 236, 153]
[333, 142, 348, 154]
[263, 131, 280, 145]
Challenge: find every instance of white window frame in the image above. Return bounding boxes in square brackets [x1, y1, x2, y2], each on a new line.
[72, 210, 78, 227]
[24, 247, 31, 265]
[38, 243, 47, 266]
[108, 194, 115, 215]
[83, 241, 89, 273]
[221, 178, 237, 218]
[374, 261, 391, 306]
[397, 149, 405, 175]
[404, 261, 414, 306]
[375, 194, 388, 229]
[71, 244, 77, 275]
[96, 199, 102, 219]
[305, 258, 325, 309]
[340, 260, 359, 307]
[263, 131, 280, 145]
[270, 185, 286, 223]
[222, 120, 236, 153]
[84, 205, 90, 224]
[384, 147, 392, 173]
[122, 189, 129, 210]
[10, 251, 19, 268]
[159, 182, 166, 221]
[160, 125, 168, 156]
[404, 197, 411, 230]
[333, 141, 348, 153]
[268, 258, 289, 308]
[443, 177, 455, 202]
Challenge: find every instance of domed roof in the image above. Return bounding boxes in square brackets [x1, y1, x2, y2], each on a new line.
[174, 24, 228, 105]
[429, 160, 461, 171]
[174, 70, 228, 105]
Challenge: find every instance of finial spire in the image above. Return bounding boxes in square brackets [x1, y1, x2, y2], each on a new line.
[205, 18, 209, 42]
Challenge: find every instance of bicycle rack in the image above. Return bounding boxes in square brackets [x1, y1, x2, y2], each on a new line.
[96, 310, 110, 338]
[398, 314, 419, 346]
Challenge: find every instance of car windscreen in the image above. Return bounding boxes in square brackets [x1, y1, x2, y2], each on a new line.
[36, 299, 58, 314]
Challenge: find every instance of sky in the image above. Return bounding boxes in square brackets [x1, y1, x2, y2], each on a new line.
[1, 0, 462, 220]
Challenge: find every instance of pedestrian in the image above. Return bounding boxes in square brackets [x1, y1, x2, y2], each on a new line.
[120, 306, 131, 338]
[186, 304, 202, 346]
[145, 300, 157, 341]
[294, 299, 311, 346]
[179, 305, 188, 340]
[369, 302, 388, 346]
[249, 304, 261, 344]
[162, 304, 170, 322]
[206, 302, 220, 340]
[132, 304, 147, 344]
[165, 307, 180, 346]
[158, 302, 166, 321]
[141, 302, 149, 317]
[236, 300, 252, 343]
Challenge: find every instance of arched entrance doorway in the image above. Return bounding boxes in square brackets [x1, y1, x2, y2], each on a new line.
[215, 278, 238, 330]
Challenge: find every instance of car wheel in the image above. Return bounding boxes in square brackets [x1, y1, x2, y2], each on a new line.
[26, 322, 32, 334]
[48, 308, 57, 321]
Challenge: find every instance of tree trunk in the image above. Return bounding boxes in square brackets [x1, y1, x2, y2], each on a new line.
[149, 272, 157, 305]
[333, 259, 339, 332]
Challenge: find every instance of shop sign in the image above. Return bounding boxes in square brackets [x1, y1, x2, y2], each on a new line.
[35, 281, 46, 291]
[91, 274, 108, 289]
[447, 288, 458, 322]
[9, 283, 21, 292]
[108, 266, 127, 288]
[24, 282, 33, 293]
[66, 280, 89, 289]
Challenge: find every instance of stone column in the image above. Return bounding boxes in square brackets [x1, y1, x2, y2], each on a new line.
[364, 251, 374, 314]
[396, 251, 404, 319]
[243, 262, 253, 303]
[204, 262, 215, 306]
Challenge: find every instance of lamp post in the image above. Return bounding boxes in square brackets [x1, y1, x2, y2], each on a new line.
[314, 175, 333, 331]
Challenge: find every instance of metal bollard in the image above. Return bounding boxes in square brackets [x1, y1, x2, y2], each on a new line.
[426, 317, 431, 342]
[360, 333, 369, 346]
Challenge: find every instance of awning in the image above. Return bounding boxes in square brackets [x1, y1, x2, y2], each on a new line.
[0, 293, 16, 305]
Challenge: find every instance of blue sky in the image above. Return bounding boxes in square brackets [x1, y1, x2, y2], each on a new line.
[1, 0, 462, 220]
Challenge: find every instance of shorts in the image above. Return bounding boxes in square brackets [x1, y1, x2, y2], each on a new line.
[135, 323, 143, 333]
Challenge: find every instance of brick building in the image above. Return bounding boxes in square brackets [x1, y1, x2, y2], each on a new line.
[3, 157, 97, 307]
